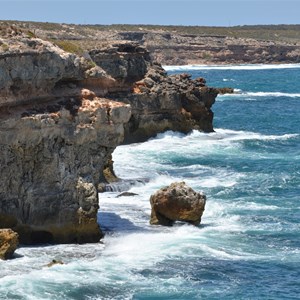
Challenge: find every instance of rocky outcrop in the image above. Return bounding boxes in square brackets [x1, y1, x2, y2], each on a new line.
[0, 93, 131, 244]
[150, 182, 206, 226]
[0, 33, 131, 244]
[86, 42, 217, 143]
[89, 43, 150, 85]
[216, 87, 235, 95]
[0, 229, 19, 259]
[0, 37, 130, 109]
[0, 27, 217, 244]
[113, 66, 217, 143]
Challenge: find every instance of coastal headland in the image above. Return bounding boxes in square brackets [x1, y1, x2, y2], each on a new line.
[0, 23, 217, 244]
[1, 21, 299, 245]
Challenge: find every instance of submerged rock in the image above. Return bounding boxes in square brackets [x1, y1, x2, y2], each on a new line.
[116, 192, 139, 198]
[216, 87, 234, 94]
[46, 259, 64, 267]
[150, 182, 206, 226]
[0, 229, 19, 260]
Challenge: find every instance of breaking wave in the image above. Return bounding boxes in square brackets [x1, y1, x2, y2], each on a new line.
[163, 63, 300, 71]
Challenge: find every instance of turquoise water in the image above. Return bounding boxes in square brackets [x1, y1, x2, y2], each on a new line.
[1, 64, 300, 299]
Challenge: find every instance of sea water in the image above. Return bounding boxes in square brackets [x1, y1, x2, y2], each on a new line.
[1, 64, 300, 299]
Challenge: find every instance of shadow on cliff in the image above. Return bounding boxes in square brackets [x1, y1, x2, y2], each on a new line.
[98, 211, 147, 234]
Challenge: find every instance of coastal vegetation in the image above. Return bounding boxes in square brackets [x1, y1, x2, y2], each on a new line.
[2, 21, 299, 65]
[2, 21, 300, 43]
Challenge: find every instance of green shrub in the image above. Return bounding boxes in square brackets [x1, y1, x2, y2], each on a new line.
[202, 52, 211, 59]
[0, 43, 9, 51]
[27, 30, 36, 38]
[53, 40, 84, 55]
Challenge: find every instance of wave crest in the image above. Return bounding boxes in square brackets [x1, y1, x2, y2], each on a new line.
[164, 63, 300, 71]
[218, 91, 300, 99]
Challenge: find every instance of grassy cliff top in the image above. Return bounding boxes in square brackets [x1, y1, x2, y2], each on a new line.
[1, 20, 300, 44]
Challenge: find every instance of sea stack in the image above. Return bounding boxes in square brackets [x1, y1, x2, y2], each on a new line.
[150, 182, 206, 226]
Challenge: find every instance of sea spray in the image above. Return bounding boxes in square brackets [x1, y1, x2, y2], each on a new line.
[1, 65, 300, 299]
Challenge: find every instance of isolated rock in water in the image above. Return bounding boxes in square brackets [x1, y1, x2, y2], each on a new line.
[150, 182, 206, 226]
[46, 259, 64, 267]
[116, 192, 138, 197]
[0, 229, 19, 260]
[216, 87, 235, 94]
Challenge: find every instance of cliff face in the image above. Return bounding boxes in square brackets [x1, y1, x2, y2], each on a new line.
[116, 32, 300, 65]
[0, 30, 217, 244]
[0, 96, 131, 244]
[90, 46, 217, 143]
[3, 22, 300, 66]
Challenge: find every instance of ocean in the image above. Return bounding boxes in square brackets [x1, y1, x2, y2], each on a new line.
[1, 64, 300, 299]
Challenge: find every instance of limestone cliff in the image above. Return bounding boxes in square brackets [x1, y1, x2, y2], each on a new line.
[143, 34, 300, 65]
[0, 28, 217, 244]
[89, 45, 217, 143]
[10, 22, 299, 65]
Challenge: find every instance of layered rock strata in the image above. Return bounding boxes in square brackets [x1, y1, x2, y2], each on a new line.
[0, 95, 131, 244]
[144, 34, 300, 65]
[91, 51, 217, 143]
[0, 29, 217, 244]
[12, 21, 300, 65]
[0, 33, 131, 244]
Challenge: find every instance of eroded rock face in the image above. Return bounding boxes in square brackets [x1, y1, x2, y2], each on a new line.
[0, 37, 84, 107]
[0, 99, 131, 244]
[0, 96, 131, 244]
[89, 42, 150, 85]
[0, 33, 132, 244]
[0, 31, 216, 244]
[0, 229, 19, 259]
[150, 182, 206, 226]
[87, 43, 218, 143]
[114, 65, 218, 143]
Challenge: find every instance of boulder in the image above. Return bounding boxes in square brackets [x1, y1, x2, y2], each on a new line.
[216, 87, 234, 95]
[150, 182, 206, 226]
[0, 229, 19, 260]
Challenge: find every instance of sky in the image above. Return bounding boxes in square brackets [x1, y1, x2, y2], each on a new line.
[0, 0, 299, 26]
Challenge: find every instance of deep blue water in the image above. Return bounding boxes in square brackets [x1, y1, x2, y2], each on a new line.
[1, 64, 299, 299]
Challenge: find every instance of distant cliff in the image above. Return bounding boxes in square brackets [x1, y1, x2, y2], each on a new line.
[3, 22, 300, 65]
[0, 26, 217, 244]
[144, 34, 300, 65]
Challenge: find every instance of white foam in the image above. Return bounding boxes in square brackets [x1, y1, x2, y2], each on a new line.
[234, 201, 279, 211]
[112, 128, 298, 194]
[217, 91, 300, 101]
[205, 128, 298, 142]
[247, 91, 300, 97]
[163, 63, 300, 71]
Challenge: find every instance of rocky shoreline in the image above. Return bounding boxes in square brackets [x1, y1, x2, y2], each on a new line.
[0, 26, 218, 245]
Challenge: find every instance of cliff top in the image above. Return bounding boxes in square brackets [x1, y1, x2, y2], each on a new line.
[1, 21, 300, 47]
[2, 21, 300, 41]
